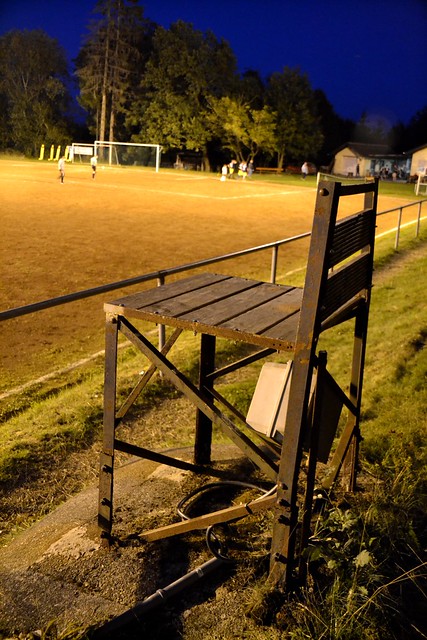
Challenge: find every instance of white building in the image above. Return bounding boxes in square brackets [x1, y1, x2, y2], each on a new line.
[408, 143, 427, 177]
[332, 143, 410, 180]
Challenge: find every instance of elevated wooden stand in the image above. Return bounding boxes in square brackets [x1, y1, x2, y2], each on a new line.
[98, 179, 378, 590]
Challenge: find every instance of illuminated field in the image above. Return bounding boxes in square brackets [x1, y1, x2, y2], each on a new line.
[0, 158, 419, 390]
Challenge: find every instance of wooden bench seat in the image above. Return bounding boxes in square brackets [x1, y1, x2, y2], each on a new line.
[255, 167, 284, 174]
[105, 274, 303, 352]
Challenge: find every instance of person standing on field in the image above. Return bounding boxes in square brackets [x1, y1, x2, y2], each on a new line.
[301, 161, 309, 179]
[228, 159, 237, 179]
[58, 156, 65, 183]
[91, 155, 97, 179]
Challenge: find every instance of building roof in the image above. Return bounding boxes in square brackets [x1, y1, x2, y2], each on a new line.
[334, 142, 403, 159]
[405, 142, 427, 154]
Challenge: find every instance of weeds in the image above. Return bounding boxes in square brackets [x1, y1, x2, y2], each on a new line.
[269, 426, 427, 639]
[0, 620, 91, 639]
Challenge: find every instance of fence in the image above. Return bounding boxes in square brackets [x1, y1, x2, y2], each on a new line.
[1, 199, 426, 325]
[1, 198, 426, 387]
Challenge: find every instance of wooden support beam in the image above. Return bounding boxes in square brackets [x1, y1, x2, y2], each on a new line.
[119, 317, 279, 481]
[140, 494, 276, 542]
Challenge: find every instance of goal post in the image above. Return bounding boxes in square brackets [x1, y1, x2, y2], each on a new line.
[94, 141, 162, 172]
[415, 170, 427, 196]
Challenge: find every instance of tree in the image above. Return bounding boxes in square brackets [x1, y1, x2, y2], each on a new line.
[0, 29, 71, 155]
[237, 70, 265, 110]
[75, 0, 155, 146]
[130, 20, 238, 170]
[405, 105, 427, 149]
[266, 67, 323, 168]
[352, 112, 389, 145]
[391, 105, 427, 152]
[209, 96, 276, 162]
[313, 89, 355, 166]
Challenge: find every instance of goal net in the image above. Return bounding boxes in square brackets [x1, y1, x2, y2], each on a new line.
[94, 141, 162, 171]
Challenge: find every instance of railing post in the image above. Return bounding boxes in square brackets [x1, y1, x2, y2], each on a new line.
[416, 202, 422, 238]
[270, 245, 278, 283]
[1, 201, 425, 325]
[395, 207, 403, 250]
[157, 275, 165, 351]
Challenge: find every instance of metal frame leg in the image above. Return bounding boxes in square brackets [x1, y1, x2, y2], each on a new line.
[194, 333, 216, 465]
[98, 314, 119, 542]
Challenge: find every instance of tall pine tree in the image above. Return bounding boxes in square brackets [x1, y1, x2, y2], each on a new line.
[75, 0, 155, 147]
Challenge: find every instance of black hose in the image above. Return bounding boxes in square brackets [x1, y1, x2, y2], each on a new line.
[92, 556, 225, 638]
[177, 480, 276, 562]
[177, 480, 271, 521]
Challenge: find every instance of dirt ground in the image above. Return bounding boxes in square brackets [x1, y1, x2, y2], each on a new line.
[0, 443, 281, 640]
[0, 158, 415, 393]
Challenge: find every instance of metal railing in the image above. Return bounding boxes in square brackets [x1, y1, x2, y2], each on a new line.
[1, 199, 426, 324]
[377, 199, 426, 249]
[0, 232, 310, 322]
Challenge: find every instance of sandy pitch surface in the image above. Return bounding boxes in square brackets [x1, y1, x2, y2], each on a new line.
[0, 159, 413, 389]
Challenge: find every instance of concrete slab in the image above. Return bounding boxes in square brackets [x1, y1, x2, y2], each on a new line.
[0, 444, 248, 636]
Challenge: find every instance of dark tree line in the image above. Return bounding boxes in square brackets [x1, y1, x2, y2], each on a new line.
[0, 0, 425, 167]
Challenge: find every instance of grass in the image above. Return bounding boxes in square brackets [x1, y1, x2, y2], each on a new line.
[249, 172, 425, 201]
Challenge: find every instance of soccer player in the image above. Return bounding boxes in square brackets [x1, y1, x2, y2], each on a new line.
[301, 161, 309, 179]
[91, 155, 97, 179]
[58, 156, 65, 183]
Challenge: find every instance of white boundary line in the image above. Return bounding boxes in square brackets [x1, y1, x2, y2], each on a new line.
[280, 216, 427, 278]
[376, 215, 427, 238]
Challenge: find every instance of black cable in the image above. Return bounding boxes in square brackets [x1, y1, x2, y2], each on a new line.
[176, 480, 271, 521]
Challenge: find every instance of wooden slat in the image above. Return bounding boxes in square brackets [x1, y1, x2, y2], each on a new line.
[140, 494, 276, 542]
[178, 282, 295, 325]
[105, 273, 230, 312]
[140, 276, 262, 318]
[335, 181, 377, 196]
[330, 211, 373, 267]
[321, 254, 371, 321]
[261, 310, 300, 344]
[219, 287, 303, 334]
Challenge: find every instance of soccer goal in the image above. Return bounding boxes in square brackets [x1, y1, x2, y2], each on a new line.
[70, 143, 94, 163]
[415, 171, 427, 196]
[94, 141, 162, 172]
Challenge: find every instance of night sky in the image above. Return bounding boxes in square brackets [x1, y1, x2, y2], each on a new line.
[1, 0, 426, 126]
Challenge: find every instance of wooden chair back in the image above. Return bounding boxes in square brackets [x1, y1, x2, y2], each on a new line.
[269, 178, 379, 588]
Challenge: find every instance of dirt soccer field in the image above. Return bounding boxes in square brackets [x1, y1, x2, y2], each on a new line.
[0, 157, 419, 391]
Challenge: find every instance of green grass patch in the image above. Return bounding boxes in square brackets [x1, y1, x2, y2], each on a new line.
[251, 171, 427, 201]
[0, 377, 104, 485]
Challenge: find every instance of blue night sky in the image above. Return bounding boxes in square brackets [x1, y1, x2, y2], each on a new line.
[1, 0, 426, 126]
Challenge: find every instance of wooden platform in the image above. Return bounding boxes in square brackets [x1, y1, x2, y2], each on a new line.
[105, 273, 303, 351]
[98, 178, 379, 591]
